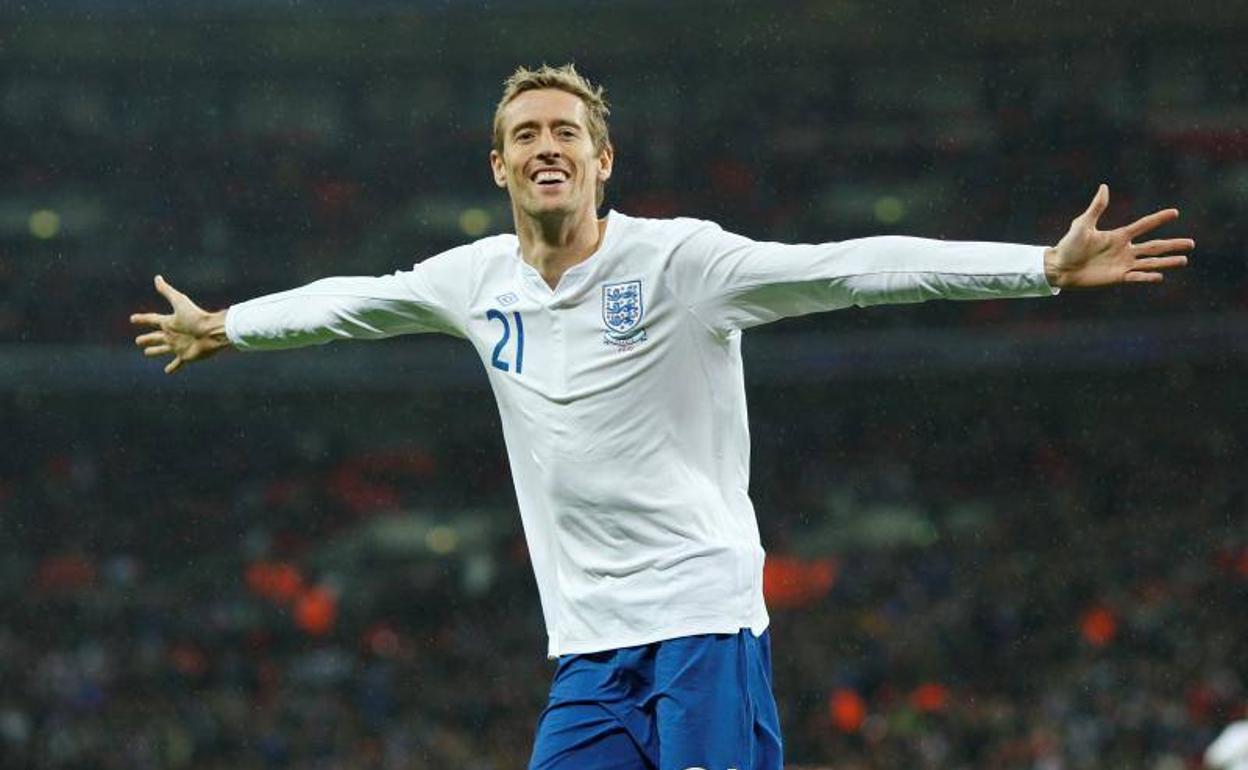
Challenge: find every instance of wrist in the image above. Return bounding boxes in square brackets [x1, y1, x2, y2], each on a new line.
[200, 309, 232, 351]
[1043, 247, 1066, 289]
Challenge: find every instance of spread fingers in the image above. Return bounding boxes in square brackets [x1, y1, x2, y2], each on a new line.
[1133, 255, 1188, 271]
[130, 312, 168, 327]
[1134, 237, 1194, 256]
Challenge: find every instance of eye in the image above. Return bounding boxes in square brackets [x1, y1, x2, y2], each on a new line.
[515, 129, 536, 142]
[558, 127, 578, 140]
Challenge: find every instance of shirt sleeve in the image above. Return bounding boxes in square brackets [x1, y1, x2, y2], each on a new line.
[224, 243, 474, 351]
[665, 220, 1059, 335]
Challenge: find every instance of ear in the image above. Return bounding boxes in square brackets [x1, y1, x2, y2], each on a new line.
[489, 149, 508, 189]
[596, 142, 614, 183]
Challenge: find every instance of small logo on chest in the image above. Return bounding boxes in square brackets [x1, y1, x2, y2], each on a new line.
[602, 280, 647, 349]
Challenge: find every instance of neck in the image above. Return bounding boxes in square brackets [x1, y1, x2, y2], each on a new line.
[513, 205, 606, 289]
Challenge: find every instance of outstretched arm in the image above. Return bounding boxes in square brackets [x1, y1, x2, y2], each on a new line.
[1043, 184, 1192, 289]
[667, 184, 1193, 334]
[131, 246, 473, 374]
[131, 275, 231, 375]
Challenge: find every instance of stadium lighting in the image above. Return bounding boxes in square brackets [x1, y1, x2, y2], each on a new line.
[28, 209, 60, 239]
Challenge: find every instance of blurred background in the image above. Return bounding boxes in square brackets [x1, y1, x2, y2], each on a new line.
[1, 0, 1245, 768]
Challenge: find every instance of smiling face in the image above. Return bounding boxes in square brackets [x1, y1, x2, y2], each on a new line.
[490, 88, 613, 223]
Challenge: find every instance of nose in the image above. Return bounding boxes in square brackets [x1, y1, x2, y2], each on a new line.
[535, 129, 561, 160]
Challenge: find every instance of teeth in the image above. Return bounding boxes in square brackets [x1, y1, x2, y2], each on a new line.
[535, 170, 566, 183]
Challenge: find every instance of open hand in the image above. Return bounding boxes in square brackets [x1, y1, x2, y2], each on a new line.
[130, 275, 229, 374]
[1045, 184, 1193, 289]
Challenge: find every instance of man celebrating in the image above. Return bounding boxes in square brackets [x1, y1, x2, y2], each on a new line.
[132, 64, 1192, 769]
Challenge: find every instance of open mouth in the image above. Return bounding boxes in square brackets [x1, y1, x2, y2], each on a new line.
[531, 168, 570, 186]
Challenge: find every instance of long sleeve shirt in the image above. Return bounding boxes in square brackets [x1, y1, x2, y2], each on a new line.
[226, 211, 1058, 656]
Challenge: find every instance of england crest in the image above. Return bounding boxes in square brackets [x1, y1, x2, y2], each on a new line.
[602, 279, 645, 345]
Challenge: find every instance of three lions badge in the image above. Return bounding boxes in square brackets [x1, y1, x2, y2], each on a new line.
[602, 280, 647, 348]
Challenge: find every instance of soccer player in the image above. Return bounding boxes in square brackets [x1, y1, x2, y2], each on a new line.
[131, 64, 1192, 770]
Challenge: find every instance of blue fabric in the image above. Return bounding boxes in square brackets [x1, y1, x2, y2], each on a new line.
[529, 629, 783, 770]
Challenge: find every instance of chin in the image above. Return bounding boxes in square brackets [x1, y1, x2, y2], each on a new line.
[525, 197, 577, 217]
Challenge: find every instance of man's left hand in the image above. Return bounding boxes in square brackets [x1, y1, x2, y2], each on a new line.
[1045, 184, 1193, 290]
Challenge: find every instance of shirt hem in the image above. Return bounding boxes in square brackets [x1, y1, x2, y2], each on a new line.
[547, 613, 771, 658]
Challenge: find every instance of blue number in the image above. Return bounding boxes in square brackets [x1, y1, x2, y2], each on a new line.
[512, 310, 524, 375]
[487, 309, 525, 375]
[487, 309, 510, 372]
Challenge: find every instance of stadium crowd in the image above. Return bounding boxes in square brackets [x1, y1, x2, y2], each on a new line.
[1, 35, 1244, 346]
[1, 367, 1243, 769]
[2, 11, 1245, 769]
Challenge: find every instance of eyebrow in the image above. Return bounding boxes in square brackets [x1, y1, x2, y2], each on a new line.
[510, 119, 583, 136]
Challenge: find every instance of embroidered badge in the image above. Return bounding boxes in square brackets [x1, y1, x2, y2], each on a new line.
[602, 280, 647, 348]
[496, 292, 519, 307]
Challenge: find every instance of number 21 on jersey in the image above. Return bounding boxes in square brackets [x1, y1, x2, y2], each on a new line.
[486, 309, 525, 374]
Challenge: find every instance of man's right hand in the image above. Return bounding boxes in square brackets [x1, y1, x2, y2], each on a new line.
[130, 275, 231, 374]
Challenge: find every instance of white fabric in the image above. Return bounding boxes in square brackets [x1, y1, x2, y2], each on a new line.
[1207, 721, 1248, 770]
[226, 211, 1057, 656]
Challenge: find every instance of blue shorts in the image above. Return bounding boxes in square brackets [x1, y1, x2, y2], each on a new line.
[529, 629, 783, 770]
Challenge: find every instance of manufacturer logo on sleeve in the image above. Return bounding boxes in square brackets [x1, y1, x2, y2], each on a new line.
[602, 279, 647, 348]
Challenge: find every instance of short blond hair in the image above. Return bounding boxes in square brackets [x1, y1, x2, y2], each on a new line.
[491, 63, 612, 155]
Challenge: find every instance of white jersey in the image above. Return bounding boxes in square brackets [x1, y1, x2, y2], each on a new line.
[225, 211, 1057, 656]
